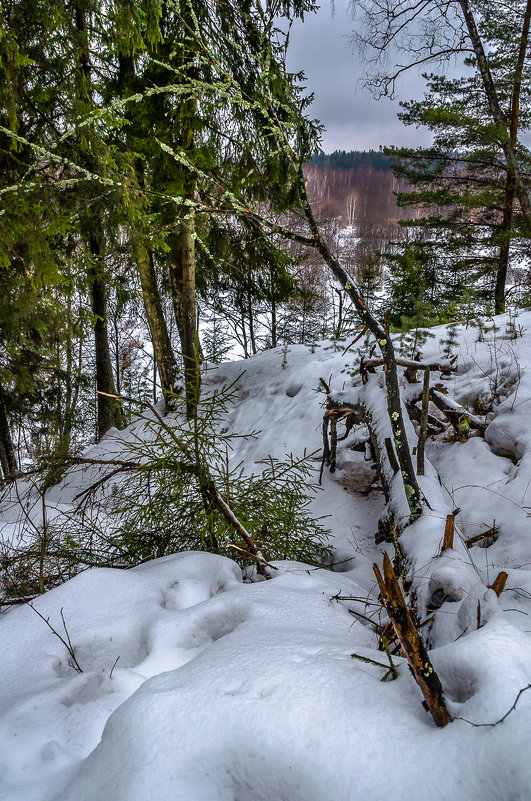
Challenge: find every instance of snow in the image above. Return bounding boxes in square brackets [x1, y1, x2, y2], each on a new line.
[2, 311, 531, 800]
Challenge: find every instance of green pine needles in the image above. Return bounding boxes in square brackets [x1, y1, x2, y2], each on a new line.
[102, 377, 331, 569]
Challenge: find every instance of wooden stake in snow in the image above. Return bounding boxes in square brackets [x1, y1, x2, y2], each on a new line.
[442, 515, 455, 552]
[374, 553, 453, 728]
[489, 571, 508, 597]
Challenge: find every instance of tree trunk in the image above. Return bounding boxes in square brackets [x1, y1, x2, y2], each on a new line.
[458, 0, 531, 232]
[180, 210, 199, 417]
[168, 213, 199, 418]
[495, 188, 513, 315]
[117, 51, 179, 407]
[137, 245, 179, 404]
[297, 167, 422, 521]
[270, 272, 278, 348]
[74, 2, 124, 440]
[88, 232, 125, 440]
[0, 389, 16, 480]
[494, 0, 531, 313]
[235, 290, 249, 358]
[247, 281, 257, 355]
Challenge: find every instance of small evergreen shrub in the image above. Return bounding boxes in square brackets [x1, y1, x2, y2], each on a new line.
[100, 380, 331, 568]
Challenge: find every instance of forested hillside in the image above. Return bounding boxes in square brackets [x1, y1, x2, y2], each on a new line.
[305, 149, 409, 225]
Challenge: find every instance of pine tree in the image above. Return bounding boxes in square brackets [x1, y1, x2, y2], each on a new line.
[353, 0, 531, 315]
[386, 46, 531, 318]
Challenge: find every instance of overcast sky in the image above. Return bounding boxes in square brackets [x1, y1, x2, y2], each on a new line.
[286, 0, 433, 153]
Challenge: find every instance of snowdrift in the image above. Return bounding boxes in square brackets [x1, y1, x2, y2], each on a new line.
[1, 311, 531, 800]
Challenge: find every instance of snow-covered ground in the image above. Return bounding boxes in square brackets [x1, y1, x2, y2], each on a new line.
[1, 311, 531, 801]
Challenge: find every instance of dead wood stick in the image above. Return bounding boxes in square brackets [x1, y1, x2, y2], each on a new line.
[374, 553, 452, 728]
[384, 437, 400, 475]
[320, 416, 330, 484]
[342, 326, 368, 356]
[228, 543, 278, 571]
[417, 368, 430, 476]
[489, 572, 508, 597]
[319, 377, 331, 394]
[465, 524, 499, 548]
[442, 515, 455, 551]
[330, 419, 338, 473]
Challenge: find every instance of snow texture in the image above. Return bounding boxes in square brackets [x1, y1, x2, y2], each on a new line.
[2, 311, 531, 800]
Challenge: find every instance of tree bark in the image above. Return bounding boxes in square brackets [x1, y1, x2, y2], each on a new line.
[88, 232, 125, 440]
[270, 290, 277, 348]
[247, 281, 257, 355]
[137, 245, 179, 404]
[296, 167, 422, 520]
[74, 2, 124, 440]
[494, 0, 531, 313]
[0, 388, 16, 480]
[168, 211, 199, 418]
[117, 52, 179, 406]
[458, 0, 531, 233]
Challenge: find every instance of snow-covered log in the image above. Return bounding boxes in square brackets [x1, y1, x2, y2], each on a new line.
[324, 373, 419, 537]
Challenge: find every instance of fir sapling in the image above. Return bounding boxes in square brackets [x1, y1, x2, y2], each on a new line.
[99, 379, 330, 568]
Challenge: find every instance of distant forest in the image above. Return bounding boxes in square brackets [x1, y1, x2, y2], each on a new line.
[309, 150, 391, 171]
[304, 150, 409, 226]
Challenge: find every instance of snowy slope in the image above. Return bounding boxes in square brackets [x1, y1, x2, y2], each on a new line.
[1, 311, 531, 801]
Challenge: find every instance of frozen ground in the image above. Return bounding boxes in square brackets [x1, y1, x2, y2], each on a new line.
[1, 311, 531, 801]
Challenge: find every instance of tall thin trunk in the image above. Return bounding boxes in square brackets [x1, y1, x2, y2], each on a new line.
[496, 192, 513, 314]
[271, 289, 277, 348]
[180, 209, 199, 417]
[494, 0, 531, 313]
[459, 0, 531, 231]
[117, 52, 179, 405]
[0, 388, 16, 480]
[74, 2, 124, 439]
[168, 213, 199, 415]
[88, 232, 124, 440]
[113, 312, 121, 396]
[236, 291, 249, 358]
[137, 246, 179, 403]
[247, 281, 257, 355]
[55, 290, 73, 459]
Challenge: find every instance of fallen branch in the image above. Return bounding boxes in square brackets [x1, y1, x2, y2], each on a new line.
[228, 543, 278, 572]
[465, 523, 499, 548]
[374, 553, 452, 727]
[429, 389, 486, 440]
[457, 683, 531, 727]
[361, 357, 457, 377]
[342, 326, 368, 356]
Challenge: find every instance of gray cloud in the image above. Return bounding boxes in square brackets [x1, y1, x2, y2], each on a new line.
[286, 0, 433, 152]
